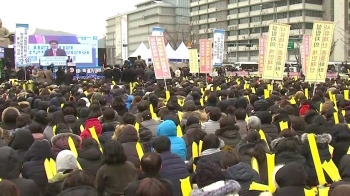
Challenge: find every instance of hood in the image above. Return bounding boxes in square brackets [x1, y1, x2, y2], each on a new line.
[79, 97, 91, 107]
[126, 95, 134, 103]
[49, 97, 60, 108]
[18, 101, 30, 106]
[301, 133, 332, 144]
[8, 129, 35, 150]
[190, 180, 241, 196]
[117, 125, 139, 143]
[78, 107, 90, 119]
[64, 115, 77, 123]
[274, 162, 307, 188]
[157, 120, 177, 137]
[338, 155, 350, 179]
[0, 147, 21, 179]
[51, 132, 81, 148]
[24, 140, 53, 161]
[78, 147, 102, 161]
[56, 150, 79, 173]
[271, 135, 299, 150]
[224, 162, 257, 181]
[215, 126, 240, 139]
[2, 107, 20, 123]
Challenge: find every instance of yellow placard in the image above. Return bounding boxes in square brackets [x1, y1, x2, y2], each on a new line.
[177, 125, 183, 137]
[290, 97, 296, 104]
[262, 23, 290, 80]
[333, 112, 339, 124]
[266, 153, 276, 193]
[345, 90, 349, 100]
[308, 134, 327, 185]
[180, 176, 192, 196]
[136, 142, 144, 160]
[192, 142, 199, 172]
[165, 90, 170, 101]
[264, 89, 270, 99]
[305, 88, 309, 98]
[251, 157, 259, 174]
[44, 158, 54, 180]
[250, 182, 269, 192]
[279, 121, 289, 131]
[89, 127, 103, 153]
[305, 21, 334, 82]
[189, 49, 199, 73]
[135, 122, 140, 132]
[318, 187, 330, 196]
[304, 189, 315, 196]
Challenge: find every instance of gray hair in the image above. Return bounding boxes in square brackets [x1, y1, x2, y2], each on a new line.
[247, 116, 261, 130]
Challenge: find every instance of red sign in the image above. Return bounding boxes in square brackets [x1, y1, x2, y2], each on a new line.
[288, 72, 301, 77]
[148, 36, 172, 79]
[258, 37, 266, 75]
[326, 72, 337, 79]
[199, 39, 213, 73]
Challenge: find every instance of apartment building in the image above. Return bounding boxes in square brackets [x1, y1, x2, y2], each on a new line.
[190, 0, 349, 62]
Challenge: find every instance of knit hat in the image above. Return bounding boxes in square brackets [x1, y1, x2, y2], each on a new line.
[274, 162, 307, 188]
[196, 162, 224, 188]
[299, 104, 310, 117]
[56, 150, 79, 173]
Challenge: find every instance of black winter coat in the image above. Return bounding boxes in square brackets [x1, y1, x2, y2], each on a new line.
[329, 155, 350, 195]
[215, 126, 241, 148]
[260, 123, 279, 140]
[223, 162, 262, 196]
[78, 147, 102, 177]
[58, 186, 99, 196]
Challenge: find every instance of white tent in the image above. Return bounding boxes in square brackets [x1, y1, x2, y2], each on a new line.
[165, 44, 177, 59]
[175, 42, 189, 59]
[129, 42, 151, 59]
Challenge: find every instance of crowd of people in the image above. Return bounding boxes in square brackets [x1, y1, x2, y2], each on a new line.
[0, 66, 350, 196]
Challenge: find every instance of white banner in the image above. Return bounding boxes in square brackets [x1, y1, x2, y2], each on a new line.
[121, 15, 128, 60]
[29, 44, 92, 63]
[40, 56, 67, 66]
[15, 24, 30, 67]
[213, 29, 225, 66]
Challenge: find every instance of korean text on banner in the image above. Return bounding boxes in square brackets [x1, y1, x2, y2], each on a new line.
[213, 29, 225, 66]
[305, 21, 334, 82]
[262, 23, 290, 80]
[199, 39, 213, 74]
[258, 37, 266, 76]
[302, 35, 311, 75]
[189, 49, 199, 73]
[15, 24, 30, 67]
[40, 56, 67, 66]
[148, 36, 172, 79]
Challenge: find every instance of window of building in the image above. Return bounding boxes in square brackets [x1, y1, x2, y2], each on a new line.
[250, 28, 260, 34]
[305, 0, 322, 5]
[305, 10, 323, 17]
[239, 0, 247, 2]
[250, 51, 258, 56]
[239, 18, 249, 24]
[190, 0, 198, 2]
[229, 31, 238, 36]
[229, 20, 238, 25]
[289, 11, 302, 17]
[251, 39, 259, 44]
[290, 23, 302, 30]
[209, 23, 217, 28]
[239, 29, 249, 35]
[191, 7, 199, 12]
[199, 15, 207, 19]
[238, 51, 248, 57]
[262, 14, 273, 21]
[263, 2, 274, 9]
[250, 5, 261, 11]
[229, 0, 238, 3]
[200, 5, 207, 10]
[229, 9, 238, 14]
[348, 50, 350, 57]
[305, 23, 313, 29]
[276, 0, 287, 6]
[239, 7, 249, 13]
[290, 0, 302, 5]
[250, 16, 260, 23]
[209, 3, 216, 8]
[277, 12, 287, 19]
[262, 27, 269, 32]
[208, 34, 213, 38]
[200, 24, 207, 29]
[209, 13, 216, 18]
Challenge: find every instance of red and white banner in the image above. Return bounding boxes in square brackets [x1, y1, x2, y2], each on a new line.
[148, 36, 172, 79]
[199, 39, 213, 74]
[302, 34, 311, 75]
[227, 71, 249, 76]
[326, 72, 337, 79]
[258, 37, 266, 76]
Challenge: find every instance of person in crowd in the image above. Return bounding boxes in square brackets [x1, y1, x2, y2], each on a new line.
[202, 107, 221, 134]
[77, 138, 102, 177]
[331, 184, 350, 196]
[157, 119, 186, 160]
[96, 139, 138, 196]
[51, 123, 81, 158]
[134, 178, 171, 196]
[235, 108, 248, 140]
[45, 150, 79, 196]
[43, 111, 69, 142]
[0, 179, 20, 196]
[330, 124, 350, 167]
[74, 107, 90, 135]
[182, 116, 207, 161]
[0, 146, 40, 196]
[28, 123, 44, 140]
[8, 128, 35, 163]
[141, 110, 160, 140]
[58, 170, 99, 196]
[80, 104, 102, 141]
[22, 140, 53, 194]
[124, 152, 173, 196]
[152, 136, 189, 196]
[111, 96, 128, 117]
[329, 155, 350, 195]
[1, 107, 20, 144]
[215, 116, 241, 148]
[256, 111, 279, 140]
[100, 107, 120, 128]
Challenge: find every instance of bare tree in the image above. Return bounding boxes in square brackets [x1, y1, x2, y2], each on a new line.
[164, 25, 192, 49]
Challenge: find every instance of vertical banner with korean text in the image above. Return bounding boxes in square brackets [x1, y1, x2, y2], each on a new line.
[189, 49, 199, 73]
[199, 39, 213, 73]
[15, 24, 30, 68]
[213, 29, 225, 66]
[302, 34, 311, 75]
[148, 36, 172, 79]
[262, 23, 290, 80]
[305, 22, 334, 82]
[258, 37, 266, 76]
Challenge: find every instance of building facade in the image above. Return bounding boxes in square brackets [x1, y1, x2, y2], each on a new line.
[106, 15, 128, 65]
[190, 0, 349, 62]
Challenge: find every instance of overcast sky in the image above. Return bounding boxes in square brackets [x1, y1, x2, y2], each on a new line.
[1, 0, 142, 37]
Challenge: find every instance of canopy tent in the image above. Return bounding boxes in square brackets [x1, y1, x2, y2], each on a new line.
[129, 42, 151, 59]
[165, 43, 177, 59]
[174, 42, 189, 59]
